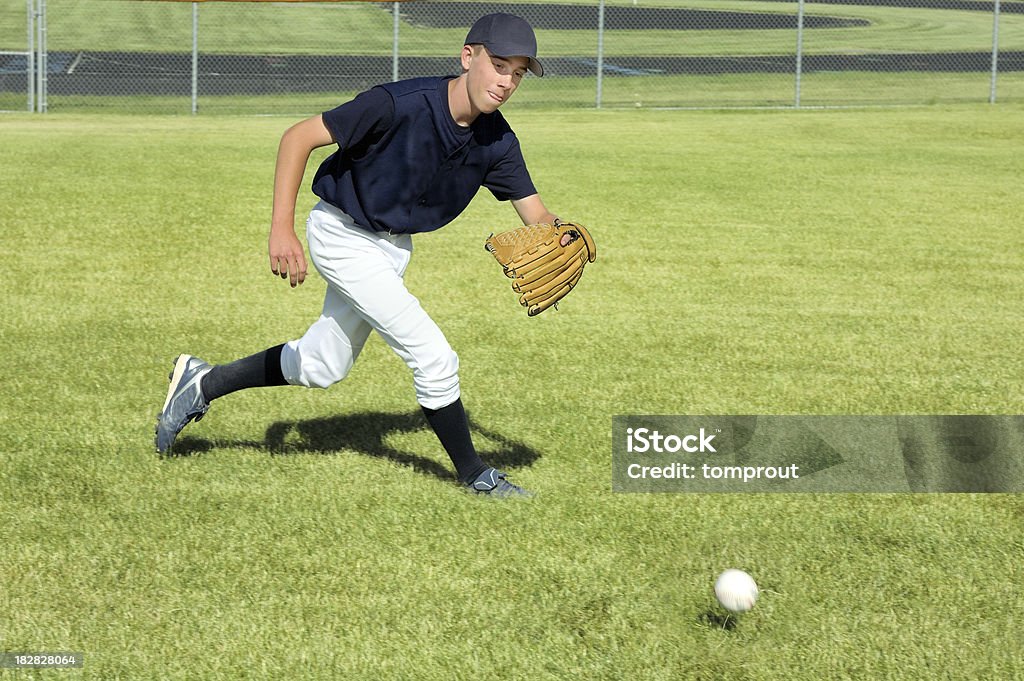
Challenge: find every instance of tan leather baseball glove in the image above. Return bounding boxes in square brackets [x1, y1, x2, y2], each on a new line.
[485, 220, 597, 316]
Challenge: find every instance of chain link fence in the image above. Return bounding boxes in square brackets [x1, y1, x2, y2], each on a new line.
[1, 0, 1022, 114]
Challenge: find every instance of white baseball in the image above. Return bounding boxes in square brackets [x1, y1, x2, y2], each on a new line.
[714, 569, 759, 613]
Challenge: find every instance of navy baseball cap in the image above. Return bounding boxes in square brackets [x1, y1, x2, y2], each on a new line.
[465, 13, 544, 77]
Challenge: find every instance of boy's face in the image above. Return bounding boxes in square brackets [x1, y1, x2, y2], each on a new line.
[461, 46, 530, 113]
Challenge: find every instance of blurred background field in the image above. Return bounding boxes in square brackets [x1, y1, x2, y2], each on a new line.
[2, 0, 1023, 114]
[2, 1, 1019, 56]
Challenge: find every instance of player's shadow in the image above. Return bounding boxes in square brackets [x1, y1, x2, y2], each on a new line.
[170, 410, 541, 483]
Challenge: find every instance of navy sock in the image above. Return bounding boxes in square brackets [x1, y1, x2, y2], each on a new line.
[200, 344, 288, 402]
[421, 398, 487, 483]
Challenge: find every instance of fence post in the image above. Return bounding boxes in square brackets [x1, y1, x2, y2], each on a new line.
[37, 0, 46, 112]
[192, 3, 199, 114]
[392, 1, 399, 81]
[27, 0, 34, 112]
[595, 0, 605, 109]
[795, 0, 804, 108]
[990, 0, 1000, 104]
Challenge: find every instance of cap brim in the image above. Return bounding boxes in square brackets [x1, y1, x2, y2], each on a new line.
[475, 43, 545, 78]
[491, 52, 544, 77]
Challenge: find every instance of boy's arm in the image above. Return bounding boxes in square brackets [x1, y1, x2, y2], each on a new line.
[269, 114, 336, 288]
[511, 194, 558, 226]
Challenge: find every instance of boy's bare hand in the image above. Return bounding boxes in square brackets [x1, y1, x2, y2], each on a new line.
[269, 229, 308, 287]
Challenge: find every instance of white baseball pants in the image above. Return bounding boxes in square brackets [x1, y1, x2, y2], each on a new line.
[279, 201, 460, 410]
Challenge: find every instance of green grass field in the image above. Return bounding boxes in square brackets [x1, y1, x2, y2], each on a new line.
[3, 0, 1022, 56]
[2, 105, 1024, 679]
[4, 69, 1023, 117]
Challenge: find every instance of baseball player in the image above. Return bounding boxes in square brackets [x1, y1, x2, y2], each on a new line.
[156, 13, 556, 497]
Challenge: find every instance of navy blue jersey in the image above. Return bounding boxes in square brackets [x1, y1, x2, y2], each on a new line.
[312, 76, 536, 235]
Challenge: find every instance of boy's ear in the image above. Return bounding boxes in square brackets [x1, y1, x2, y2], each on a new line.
[460, 44, 475, 71]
